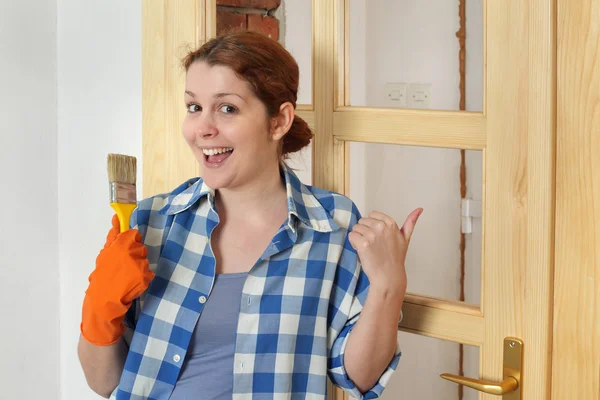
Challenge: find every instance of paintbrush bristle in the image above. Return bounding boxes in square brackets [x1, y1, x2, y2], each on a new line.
[107, 153, 137, 185]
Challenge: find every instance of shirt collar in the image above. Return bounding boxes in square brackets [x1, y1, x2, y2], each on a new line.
[158, 178, 215, 215]
[159, 163, 339, 233]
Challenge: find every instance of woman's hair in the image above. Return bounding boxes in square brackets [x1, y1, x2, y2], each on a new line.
[182, 31, 313, 157]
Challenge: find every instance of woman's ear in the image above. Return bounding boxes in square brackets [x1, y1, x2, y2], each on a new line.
[270, 102, 295, 141]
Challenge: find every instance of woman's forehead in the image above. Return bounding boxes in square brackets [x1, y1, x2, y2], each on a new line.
[186, 62, 250, 94]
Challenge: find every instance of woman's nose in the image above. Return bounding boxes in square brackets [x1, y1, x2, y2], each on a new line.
[195, 114, 218, 138]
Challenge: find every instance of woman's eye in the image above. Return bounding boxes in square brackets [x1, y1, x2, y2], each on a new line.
[187, 104, 200, 113]
[219, 105, 237, 114]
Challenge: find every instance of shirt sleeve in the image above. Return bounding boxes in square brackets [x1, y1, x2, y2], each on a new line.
[327, 213, 402, 399]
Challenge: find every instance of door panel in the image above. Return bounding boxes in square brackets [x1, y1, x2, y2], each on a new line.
[349, 142, 483, 306]
[337, 0, 554, 398]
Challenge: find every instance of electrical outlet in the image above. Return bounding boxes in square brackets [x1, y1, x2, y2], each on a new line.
[384, 83, 407, 108]
[407, 83, 431, 109]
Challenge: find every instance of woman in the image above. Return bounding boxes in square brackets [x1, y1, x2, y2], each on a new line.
[78, 31, 422, 400]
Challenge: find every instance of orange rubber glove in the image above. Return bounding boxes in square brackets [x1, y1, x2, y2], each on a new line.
[80, 215, 155, 346]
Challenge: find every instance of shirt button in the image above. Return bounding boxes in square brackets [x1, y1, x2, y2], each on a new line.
[173, 354, 181, 363]
[199, 296, 207, 304]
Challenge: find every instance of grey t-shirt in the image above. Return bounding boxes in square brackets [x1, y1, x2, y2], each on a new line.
[170, 272, 248, 399]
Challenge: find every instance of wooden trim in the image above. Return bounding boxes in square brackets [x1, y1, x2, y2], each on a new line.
[142, 0, 201, 197]
[333, 0, 345, 109]
[333, 108, 486, 150]
[480, 149, 487, 313]
[344, 141, 350, 196]
[400, 302, 484, 347]
[205, 0, 216, 39]
[296, 103, 314, 112]
[552, 0, 599, 398]
[142, 1, 167, 197]
[404, 294, 481, 317]
[483, 2, 555, 398]
[165, 1, 200, 189]
[295, 109, 315, 132]
[523, 0, 556, 397]
[312, 0, 335, 191]
[333, 138, 345, 198]
[197, 0, 206, 44]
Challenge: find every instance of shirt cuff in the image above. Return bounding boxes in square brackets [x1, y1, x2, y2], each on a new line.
[329, 325, 402, 399]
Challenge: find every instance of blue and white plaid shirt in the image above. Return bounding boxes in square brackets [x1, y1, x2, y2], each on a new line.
[110, 163, 401, 400]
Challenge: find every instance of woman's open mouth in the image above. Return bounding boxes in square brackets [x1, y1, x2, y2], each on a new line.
[202, 147, 233, 167]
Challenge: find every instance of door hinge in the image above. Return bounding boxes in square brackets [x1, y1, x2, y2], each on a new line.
[461, 199, 482, 234]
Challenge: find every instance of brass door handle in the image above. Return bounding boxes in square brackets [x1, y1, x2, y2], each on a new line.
[440, 337, 523, 399]
[440, 374, 518, 395]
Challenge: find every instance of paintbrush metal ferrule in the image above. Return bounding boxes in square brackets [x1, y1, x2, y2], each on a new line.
[110, 182, 137, 204]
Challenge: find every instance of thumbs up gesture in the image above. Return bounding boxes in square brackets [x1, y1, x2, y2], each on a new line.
[348, 208, 423, 295]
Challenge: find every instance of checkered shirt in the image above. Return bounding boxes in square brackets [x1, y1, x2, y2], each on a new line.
[110, 163, 401, 399]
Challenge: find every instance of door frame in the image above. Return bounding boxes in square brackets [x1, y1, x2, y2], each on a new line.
[552, 0, 600, 398]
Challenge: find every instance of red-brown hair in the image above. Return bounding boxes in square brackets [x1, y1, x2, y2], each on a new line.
[182, 31, 313, 157]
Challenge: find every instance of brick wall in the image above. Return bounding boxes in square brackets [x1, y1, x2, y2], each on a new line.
[216, 0, 281, 40]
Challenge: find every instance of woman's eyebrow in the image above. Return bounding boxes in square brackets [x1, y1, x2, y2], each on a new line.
[215, 92, 246, 103]
[185, 90, 247, 103]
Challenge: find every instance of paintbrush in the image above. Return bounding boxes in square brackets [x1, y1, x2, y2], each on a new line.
[107, 153, 137, 232]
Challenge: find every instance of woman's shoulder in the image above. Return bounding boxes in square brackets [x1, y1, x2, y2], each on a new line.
[133, 177, 202, 227]
[303, 185, 361, 231]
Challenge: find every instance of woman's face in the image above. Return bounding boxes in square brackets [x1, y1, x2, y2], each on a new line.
[182, 61, 281, 190]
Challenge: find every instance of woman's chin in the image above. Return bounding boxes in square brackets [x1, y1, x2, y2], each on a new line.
[199, 170, 234, 190]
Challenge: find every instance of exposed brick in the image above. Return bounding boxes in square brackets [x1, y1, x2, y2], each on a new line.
[216, 10, 247, 36]
[247, 14, 279, 40]
[216, 0, 281, 9]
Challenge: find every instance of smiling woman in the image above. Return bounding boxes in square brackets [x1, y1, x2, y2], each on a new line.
[78, 30, 421, 400]
[179, 32, 313, 193]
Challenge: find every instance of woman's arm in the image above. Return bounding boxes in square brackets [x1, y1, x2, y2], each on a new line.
[78, 335, 128, 398]
[344, 208, 422, 394]
[343, 286, 403, 393]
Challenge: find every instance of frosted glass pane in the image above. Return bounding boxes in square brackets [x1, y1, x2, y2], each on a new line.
[381, 332, 480, 400]
[348, 0, 483, 112]
[349, 142, 482, 305]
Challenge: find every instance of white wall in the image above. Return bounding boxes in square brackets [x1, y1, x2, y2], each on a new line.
[57, 1, 142, 398]
[0, 1, 60, 398]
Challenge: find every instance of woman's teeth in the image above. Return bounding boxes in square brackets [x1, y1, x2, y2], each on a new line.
[202, 147, 233, 156]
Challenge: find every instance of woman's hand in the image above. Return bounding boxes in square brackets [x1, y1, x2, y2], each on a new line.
[81, 215, 155, 346]
[348, 208, 423, 295]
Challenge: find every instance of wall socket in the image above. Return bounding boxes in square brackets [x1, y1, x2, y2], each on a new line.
[384, 83, 407, 107]
[384, 82, 431, 109]
[407, 83, 431, 108]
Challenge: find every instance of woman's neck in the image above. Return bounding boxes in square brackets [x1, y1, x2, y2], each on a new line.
[215, 163, 288, 224]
